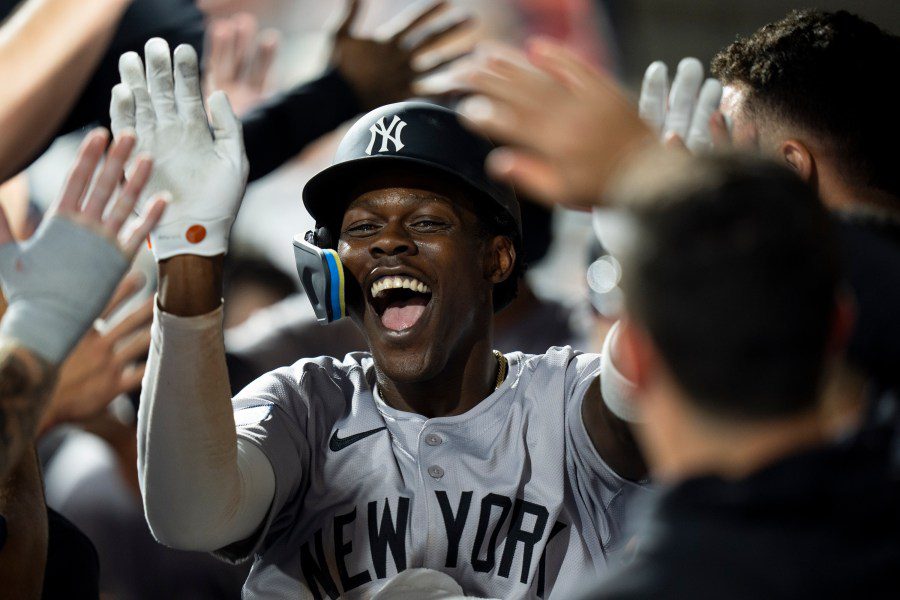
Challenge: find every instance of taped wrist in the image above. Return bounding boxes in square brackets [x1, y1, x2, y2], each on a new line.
[150, 216, 234, 261]
[600, 321, 643, 423]
[0, 217, 127, 363]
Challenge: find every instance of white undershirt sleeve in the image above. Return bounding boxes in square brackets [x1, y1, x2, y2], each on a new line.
[138, 301, 276, 551]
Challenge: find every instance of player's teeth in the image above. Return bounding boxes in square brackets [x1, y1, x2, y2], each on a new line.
[370, 276, 432, 297]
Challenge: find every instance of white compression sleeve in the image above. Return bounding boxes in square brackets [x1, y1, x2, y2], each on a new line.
[138, 302, 275, 551]
[600, 321, 643, 423]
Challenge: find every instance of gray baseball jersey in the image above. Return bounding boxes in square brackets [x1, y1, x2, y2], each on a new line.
[219, 347, 649, 599]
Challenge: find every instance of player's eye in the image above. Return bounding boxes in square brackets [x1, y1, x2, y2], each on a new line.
[344, 222, 381, 237]
[410, 218, 450, 232]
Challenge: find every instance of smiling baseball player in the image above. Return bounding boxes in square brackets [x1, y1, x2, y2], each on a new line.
[122, 38, 650, 599]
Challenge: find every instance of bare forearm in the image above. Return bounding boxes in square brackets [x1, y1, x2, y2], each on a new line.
[0, 447, 48, 599]
[0, 341, 56, 481]
[0, 0, 132, 179]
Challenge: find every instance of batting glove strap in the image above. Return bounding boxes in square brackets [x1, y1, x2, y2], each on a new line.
[149, 216, 234, 261]
[0, 217, 127, 363]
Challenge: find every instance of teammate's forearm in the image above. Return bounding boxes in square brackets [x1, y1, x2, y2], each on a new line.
[0, 341, 56, 481]
[158, 255, 224, 316]
[0, 447, 48, 599]
[0, 0, 132, 180]
[139, 304, 273, 551]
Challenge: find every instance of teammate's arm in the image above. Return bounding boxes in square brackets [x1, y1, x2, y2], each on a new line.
[582, 323, 648, 481]
[0, 129, 163, 478]
[113, 39, 277, 551]
[0, 343, 55, 481]
[582, 380, 647, 482]
[0, 0, 134, 181]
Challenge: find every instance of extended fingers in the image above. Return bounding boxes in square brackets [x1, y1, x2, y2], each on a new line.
[685, 78, 723, 153]
[408, 15, 473, 55]
[145, 38, 178, 124]
[115, 328, 152, 366]
[122, 194, 167, 256]
[664, 57, 704, 141]
[388, 0, 447, 44]
[106, 293, 153, 345]
[82, 133, 136, 221]
[248, 29, 280, 89]
[119, 52, 156, 136]
[53, 129, 110, 216]
[458, 95, 532, 148]
[110, 83, 136, 138]
[639, 61, 668, 136]
[486, 148, 566, 207]
[103, 154, 153, 236]
[174, 44, 209, 131]
[99, 271, 147, 320]
[117, 362, 147, 395]
[528, 38, 602, 91]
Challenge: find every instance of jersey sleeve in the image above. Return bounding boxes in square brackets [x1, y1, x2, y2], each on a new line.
[214, 367, 315, 563]
[564, 352, 651, 557]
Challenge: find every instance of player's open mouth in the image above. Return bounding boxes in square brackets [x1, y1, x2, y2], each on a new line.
[369, 275, 433, 332]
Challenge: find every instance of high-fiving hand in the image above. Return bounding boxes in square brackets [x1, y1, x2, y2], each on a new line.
[332, 0, 474, 110]
[638, 58, 722, 153]
[451, 39, 652, 207]
[111, 38, 249, 261]
[0, 129, 166, 364]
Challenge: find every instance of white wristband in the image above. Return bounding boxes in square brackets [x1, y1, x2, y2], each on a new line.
[149, 216, 234, 260]
[600, 321, 643, 423]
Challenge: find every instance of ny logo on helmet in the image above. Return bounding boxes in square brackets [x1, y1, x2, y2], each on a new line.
[365, 115, 407, 155]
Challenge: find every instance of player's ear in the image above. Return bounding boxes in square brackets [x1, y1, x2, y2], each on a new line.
[779, 139, 815, 184]
[485, 235, 516, 285]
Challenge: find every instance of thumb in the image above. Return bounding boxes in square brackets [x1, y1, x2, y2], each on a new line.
[209, 91, 244, 155]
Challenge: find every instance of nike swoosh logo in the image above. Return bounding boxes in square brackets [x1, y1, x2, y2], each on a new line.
[329, 427, 387, 452]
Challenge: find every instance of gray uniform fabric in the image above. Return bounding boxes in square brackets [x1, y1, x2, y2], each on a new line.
[219, 348, 649, 599]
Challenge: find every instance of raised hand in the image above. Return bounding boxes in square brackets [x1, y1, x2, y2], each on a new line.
[204, 13, 280, 117]
[0, 129, 166, 364]
[455, 39, 653, 207]
[111, 38, 249, 261]
[38, 273, 152, 433]
[639, 58, 722, 153]
[331, 0, 474, 109]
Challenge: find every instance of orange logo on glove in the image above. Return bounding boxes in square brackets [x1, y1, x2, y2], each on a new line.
[185, 225, 207, 244]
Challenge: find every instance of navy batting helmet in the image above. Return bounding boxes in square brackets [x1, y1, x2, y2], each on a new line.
[302, 101, 521, 242]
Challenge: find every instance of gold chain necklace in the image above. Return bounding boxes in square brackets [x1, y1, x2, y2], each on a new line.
[493, 350, 508, 390]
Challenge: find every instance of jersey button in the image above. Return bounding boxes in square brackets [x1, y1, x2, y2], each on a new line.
[428, 465, 445, 479]
[425, 433, 443, 446]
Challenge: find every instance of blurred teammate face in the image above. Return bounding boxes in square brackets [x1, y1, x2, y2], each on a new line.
[337, 174, 511, 383]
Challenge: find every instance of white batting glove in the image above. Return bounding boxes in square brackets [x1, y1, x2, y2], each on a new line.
[639, 57, 722, 153]
[110, 38, 249, 261]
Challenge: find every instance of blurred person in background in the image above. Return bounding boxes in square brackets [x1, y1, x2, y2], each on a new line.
[709, 9, 900, 406]
[0, 129, 166, 597]
[0, 0, 204, 180]
[581, 152, 899, 600]
[451, 34, 900, 597]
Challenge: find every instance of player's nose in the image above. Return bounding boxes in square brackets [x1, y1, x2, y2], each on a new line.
[369, 221, 417, 258]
